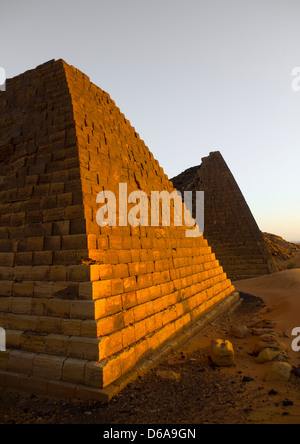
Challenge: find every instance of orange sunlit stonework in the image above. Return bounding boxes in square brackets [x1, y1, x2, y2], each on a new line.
[0, 60, 236, 401]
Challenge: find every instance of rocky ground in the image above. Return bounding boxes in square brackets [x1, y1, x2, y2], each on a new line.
[263, 232, 300, 267]
[278, 251, 300, 272]
[1, 292, 300, 424]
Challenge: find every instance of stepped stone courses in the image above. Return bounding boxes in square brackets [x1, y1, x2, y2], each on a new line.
[0, 60, 236, 400]
[171, 152, 277, 281]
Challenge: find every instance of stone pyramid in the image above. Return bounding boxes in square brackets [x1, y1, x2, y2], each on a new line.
[171, 152, 277, 281]
[0, 61, 237, 401]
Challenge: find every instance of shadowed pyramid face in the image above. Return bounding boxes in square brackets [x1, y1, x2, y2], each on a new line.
[171, 151, 277, 281]
[0, 60, 236, 400]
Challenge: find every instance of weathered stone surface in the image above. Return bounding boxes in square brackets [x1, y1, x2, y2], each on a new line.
[260, 334, 278, 343]
[251, 328, 276, 337]
[210, 339, 235, 367]
[33, 354, 65, 380]
[252, 341, 287, 356]
[263, 232, 300, 263]
[0, 59, 237, 399]
[229, 325, 250, 339]
[253, 320, 276, 329]
[256, 348, 287, 363]
[62, 358, 86, 385]
[171, 152, 277, 281]
[266, 362, 292, 382]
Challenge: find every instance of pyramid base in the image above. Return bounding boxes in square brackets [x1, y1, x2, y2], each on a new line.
[0, 291, 240, 402]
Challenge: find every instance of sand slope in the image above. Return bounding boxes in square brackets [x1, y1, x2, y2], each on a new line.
[235, 269, 300, 339]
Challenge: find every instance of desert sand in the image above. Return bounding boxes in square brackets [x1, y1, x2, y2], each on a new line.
[232, 263, 300, 423]
[235, 268, 300, 349]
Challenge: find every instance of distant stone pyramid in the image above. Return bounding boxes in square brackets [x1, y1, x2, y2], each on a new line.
[0, 61, 238, 401]
[171, 152, 277, 281]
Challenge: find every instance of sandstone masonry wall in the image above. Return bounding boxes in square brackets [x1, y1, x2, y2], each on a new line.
[171, 152, 277, 281]
[0, 61, 236, 400]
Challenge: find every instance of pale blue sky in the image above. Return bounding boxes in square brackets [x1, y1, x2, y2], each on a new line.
[1, 0, 300, 240]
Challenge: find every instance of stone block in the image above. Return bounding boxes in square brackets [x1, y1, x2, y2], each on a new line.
[33, 354, 66, 380]
[210, 339, 235, 367]
[62, 357, 87, 384]
[266, 362, 292, 382]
